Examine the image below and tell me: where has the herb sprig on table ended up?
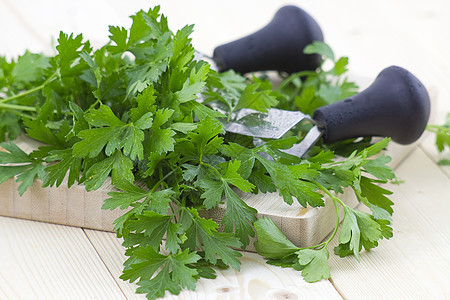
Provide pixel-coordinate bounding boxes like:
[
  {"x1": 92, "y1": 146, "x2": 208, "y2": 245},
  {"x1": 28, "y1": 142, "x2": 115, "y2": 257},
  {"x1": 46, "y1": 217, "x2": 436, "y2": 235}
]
[
  {"x1": 427, "y1": 113, "x2": 450, "y2": 165},
  {"x1": 0, "y1": 7, "x2": 396, "y2": 299}
]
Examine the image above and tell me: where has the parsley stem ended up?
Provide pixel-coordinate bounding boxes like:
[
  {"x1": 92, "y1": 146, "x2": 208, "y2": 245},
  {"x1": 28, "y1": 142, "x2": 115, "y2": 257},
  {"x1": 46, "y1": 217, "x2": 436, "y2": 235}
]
[
  {"x1": 326, "y1": 193, "x2": 341, "y2": 245},
  {"x1": 427, "y1": 124, "x2": 450, "y2": 134},
  {"x1": 313, "y1": 181, "x2": 346, "y2": 207},
  {"x1": 0, "y1": 86, "x2": 44, "y2": 103},
  {"x1": 169, "y1": 201, "x2": 178, "y2": 222},
  {"x1": 88, "y1": 97, "x2": 103, "y2": 110},
  {"x1": 275, "y1": 71, "x2": 317, "y2": 92},
  {"x1": 0, "y1": 71, "x2": 58, "y2": 104},
  {"x1": 200, "y1": 161, "x2": 223, "y2": 179},
  {"x1": 151, "y1": 170, "x2": 175, "y2": 193},
  {"x1": 8, "y1": 110, "x2": 37, "y2": 120},
  {"x1": 312, "y1": 181, "x2": 343, "y2": 245},
  {"x1": 0, "y1": 103, "x2": 37, "y2": 112},
  {"x1": 170, "y1": 197, "x2": 182, "y2": 207},
  {"x1": 295, "y1": 195, "x2": 340, "y2": 251}
]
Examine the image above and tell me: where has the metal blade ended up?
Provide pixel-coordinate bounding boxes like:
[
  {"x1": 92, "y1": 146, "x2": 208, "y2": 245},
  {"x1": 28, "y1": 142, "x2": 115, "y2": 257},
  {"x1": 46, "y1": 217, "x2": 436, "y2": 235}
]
[
  {"x1": 224, "y1": 108, "x2": 308, "y2": 139},
  {"x1": 283, "y1": 125, "x2": 323, "y2": 157},
  {"x1": 252, "y1": 125, "x2": 323, "y2": 158},
  {"x1": 194, "y1": 51, "x2": 316, "y2": 142}
]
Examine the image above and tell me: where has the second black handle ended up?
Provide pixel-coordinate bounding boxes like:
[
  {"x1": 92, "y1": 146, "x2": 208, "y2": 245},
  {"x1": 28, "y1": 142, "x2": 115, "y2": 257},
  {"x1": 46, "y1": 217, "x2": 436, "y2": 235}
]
[
  {"x1": 313, "y1": 66, "x2": 430, "y2": 145},
  {"x1": 212, "y1": 6, "x2": 324, "y2": 74}
]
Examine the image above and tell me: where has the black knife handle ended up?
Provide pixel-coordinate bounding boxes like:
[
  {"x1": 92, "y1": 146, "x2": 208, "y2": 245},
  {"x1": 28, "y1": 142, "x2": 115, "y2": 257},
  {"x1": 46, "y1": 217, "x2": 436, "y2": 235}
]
[
  {"x1": 212, "y1": 5, "x2": 323, "y2": 74},
  {"x1": 313, "y1": 66, "x2": 430, "y2": 145}
]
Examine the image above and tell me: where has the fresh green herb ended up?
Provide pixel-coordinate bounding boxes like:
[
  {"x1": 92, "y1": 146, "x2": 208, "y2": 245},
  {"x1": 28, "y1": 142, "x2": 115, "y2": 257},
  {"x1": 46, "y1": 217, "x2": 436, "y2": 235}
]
[
  {"x1": 275, "y1": 41, "x2": 358, "y2": 115},
  {"x1": 0, "y1": 6, "x2": 396, "y2": 299},
  {"x1": 427, "y1": 113, "x2": 450, "y2": 165},
  {"x1": 0, "y1": 142, "x2": 46, "y2": 195},
  {"x1": 254, "y1": 217, "x2": 333, "y2": 282},
  {"x1": 254, "y1": 138, "x2": 394, "y2": 281}
]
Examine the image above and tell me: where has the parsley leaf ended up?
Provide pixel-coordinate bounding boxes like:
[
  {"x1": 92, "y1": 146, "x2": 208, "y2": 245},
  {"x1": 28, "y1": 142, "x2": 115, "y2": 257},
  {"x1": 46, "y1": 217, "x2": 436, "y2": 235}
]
[
  {"x1": 221, "y1": 184, "x2": 257, "y2": 248},
  {"x1": 295, "y1": 247, "x2": 331, "y2": 282},
  {"x1": 73, "y1": 105, "x2": 152, "y2": 160},
  {"x1": 83, "y1": 150, "x2": 134, "y2": 191},
  {"x1": 180, "y1": 208, "x2": 242, "y2": 270},
  {"x1": 304, "y1": 41, "x2": 335, "y2": 61},
  {"x1": 362, "y1": 154, "x2": 395, "y2": 181},
  {"x1": 196, "y1": 160, "x2": 256, "y2": 248},
  {"x1": 0, "y1": 112, "x2": 22, "y2": 142},
  {"x1": 234, "y1": 80, "x2": 279, "y2": 112},
  {"x1": 276, "y1": 41, "x2": 358, "y2": 115},
  {"x1": 0, "y1": 142, "x2": 45, "y2": 195},
  {"x1": 427, "y1": 113, "x2": 450, "y2": 165},
  {"x1": 12, "y1": 51, "x2": 51, "y2": 84},
  {"x1": 334, "y1": 206, "x2": 389, "y2": 259},
  {"x1": 121, "y1": 247, "x2": 201, "y2": 299},
  {"x1": 127, "y1": 211, "x2": 182, "y2": 254},
  {"x1": 103, "y1": 179, "x2": 173, "y2": 214},
  {"x1": 146, "y1": 108, "x2": 175, "y2": 154},
  {"x1": 254, "y1": 216, "x2": 331, "y2": 282},
  {"x1": 358, "y1": 176, "x2": 394, "y2": 217},
  {"x1": 43, "y1": 148, "x2": 82, "y2": 188},
  {"x1": 254, "y1": 217, "x2": 299, "y2": 259},
  {"x1": 257, "y1": 156, "x2": 323, "y2": 207}
]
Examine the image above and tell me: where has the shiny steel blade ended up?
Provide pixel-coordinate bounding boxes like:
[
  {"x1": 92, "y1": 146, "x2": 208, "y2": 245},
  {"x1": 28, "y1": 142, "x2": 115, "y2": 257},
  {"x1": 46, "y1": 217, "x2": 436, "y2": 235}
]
[
  {"x1": 283, "y1": 125, "x2": 323, "y2": 157},
  {"x1": 194, "y1": 51, "x2": 314, "y2": 142},
  {"x1": 225, "y1": 108, "x2": 308, "y2": 139},
  {"x1": 252, "y1": 124, "x2": 323, "y2": 158}
]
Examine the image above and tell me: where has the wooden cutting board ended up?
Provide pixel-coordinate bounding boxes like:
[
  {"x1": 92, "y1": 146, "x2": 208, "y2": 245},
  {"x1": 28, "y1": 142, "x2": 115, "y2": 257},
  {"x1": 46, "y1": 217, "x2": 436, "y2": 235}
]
[{"x1": 0, "y1": 134, "x2": 415, "y2": 251}]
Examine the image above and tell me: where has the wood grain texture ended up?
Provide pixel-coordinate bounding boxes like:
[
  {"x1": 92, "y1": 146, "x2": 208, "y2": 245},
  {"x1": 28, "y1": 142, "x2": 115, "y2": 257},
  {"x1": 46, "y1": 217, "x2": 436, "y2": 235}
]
[
  {"x1": 0, "y1": 175, "x2": 120, "y2": 232},
  {"x1": 0, "y1": 216, "x2": 125, "y2": 299},
  {"x1": 85, "y1": 229, "x2": 343, "y2": 300},
  {"x1": 328, "y1": 147, "x2": 450, "y2": 299},
  {"x1": 420, "y1": 134, "x2": 450, "y2": 178},
  {"x1": 84, "y1": 229, "x2": 143, "y2": 299}
]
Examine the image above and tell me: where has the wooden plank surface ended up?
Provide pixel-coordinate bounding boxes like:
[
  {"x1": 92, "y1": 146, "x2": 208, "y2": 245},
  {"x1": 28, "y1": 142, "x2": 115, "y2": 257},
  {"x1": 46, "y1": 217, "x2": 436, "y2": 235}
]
[
  {"x1": 329, "y1": 147, "x2": 450, "y2": 299},
  {"x1": 84, "y1": 230, "x2": 144, "y2": 299},
  {"x1": 0, "y1": 0, "x2": 449, "y2": 299},
  {"x1": 85, "y1": 229, "x2": 342, "y2": 300},
  {"x1": 0, "y1": 216, "x2": 125, "y2": 299}
]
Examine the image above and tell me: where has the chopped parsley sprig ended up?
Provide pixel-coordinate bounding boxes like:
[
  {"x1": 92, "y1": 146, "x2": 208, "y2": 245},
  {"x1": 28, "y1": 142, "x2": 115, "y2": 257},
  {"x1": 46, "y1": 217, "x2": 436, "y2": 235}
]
[{"x1": 427, "y1": 113, "x2": 450, "y2": 165}]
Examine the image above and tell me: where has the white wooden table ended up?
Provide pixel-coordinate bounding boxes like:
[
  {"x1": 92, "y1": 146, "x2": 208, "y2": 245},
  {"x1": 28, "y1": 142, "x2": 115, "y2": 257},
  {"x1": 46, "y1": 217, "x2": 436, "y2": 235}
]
[{"x1": 0, "y1": 0, "x2": 449, "y2": 299}]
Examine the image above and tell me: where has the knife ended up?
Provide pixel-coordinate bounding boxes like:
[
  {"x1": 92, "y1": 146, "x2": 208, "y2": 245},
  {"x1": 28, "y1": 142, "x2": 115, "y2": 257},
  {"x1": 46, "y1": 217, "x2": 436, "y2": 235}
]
[
  {"x1": 195, "y1": 6, "x2": 430, "y2": 156},
  {"x1": 224, "y1": 65, "x2": 431, "y2": 157}
]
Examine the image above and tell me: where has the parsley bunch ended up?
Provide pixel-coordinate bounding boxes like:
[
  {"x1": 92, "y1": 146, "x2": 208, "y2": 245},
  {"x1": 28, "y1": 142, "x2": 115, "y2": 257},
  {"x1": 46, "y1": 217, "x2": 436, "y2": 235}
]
[{"x1": 0, "y1": 7, "x2": 397, "y2": 299}]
